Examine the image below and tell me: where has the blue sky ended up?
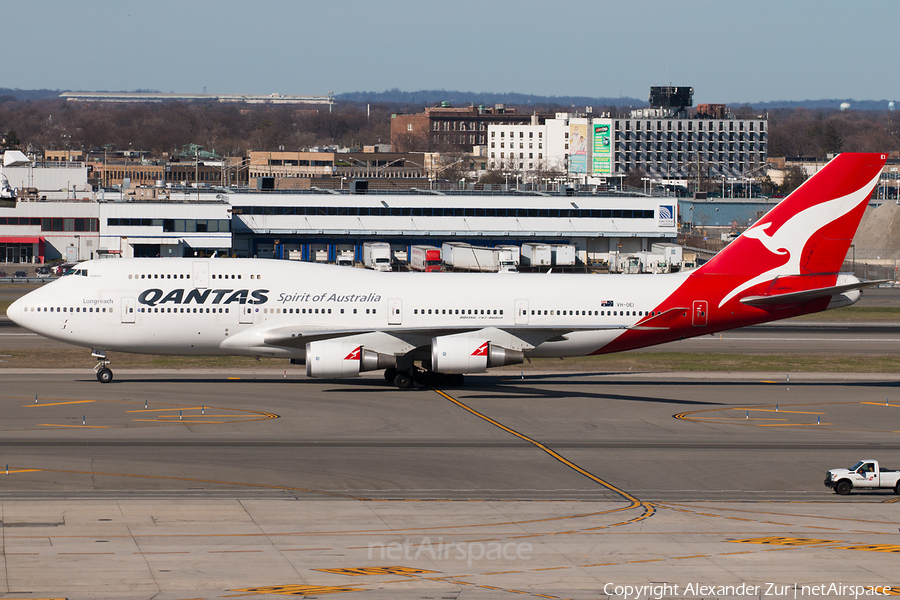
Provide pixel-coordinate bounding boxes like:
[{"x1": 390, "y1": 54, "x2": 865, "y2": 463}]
[{"x1": 5, "y1": 0, "x2": 897, "y2": 104}]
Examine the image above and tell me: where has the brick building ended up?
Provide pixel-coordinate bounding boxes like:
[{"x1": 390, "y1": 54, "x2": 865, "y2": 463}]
[{"x1": 391, "y1": 104, "x2": 549, "y2": 152}]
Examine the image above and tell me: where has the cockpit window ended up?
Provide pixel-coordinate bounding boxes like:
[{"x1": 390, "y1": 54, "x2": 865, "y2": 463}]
[{"x1": 63, "y1": 268, "x2": 88, "y2": 277}]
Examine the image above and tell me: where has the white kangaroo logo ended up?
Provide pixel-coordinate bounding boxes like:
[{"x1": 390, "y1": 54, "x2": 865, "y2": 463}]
[{"x1": 719, "y1": 171, "x2": 881, "y2": 308}]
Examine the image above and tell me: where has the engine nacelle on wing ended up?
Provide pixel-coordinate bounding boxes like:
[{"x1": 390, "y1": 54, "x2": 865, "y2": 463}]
[
  {"x1": 431, "y1": 336, "x2": 524, "y2": 374},
  {"x1": 306, "y1": 340, "x2": 396, "y2": 378}
]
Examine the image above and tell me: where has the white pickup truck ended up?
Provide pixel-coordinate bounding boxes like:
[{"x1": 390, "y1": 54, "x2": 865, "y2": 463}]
[{"x1": 824, "y1": 460, "x2": 900, "y2": 495}]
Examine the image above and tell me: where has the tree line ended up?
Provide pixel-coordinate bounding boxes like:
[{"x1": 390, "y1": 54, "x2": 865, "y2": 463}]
[
  {"x1": 2, "y1": 96, "x2": 899, "y2": 162},
  {"x1": 0, "y1": 98, "x2": 392, "y2": 157}
]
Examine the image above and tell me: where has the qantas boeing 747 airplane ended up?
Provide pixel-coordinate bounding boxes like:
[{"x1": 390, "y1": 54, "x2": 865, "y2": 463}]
[{"x1": 6, "y1": 153, "x2": 888, "y2": 387}]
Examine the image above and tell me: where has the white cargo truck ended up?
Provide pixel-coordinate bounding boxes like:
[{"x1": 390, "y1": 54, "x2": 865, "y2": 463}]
[
  {"x1": 336, "y1": 248, "x2": 355, "y2": 267},
  {"x1": 651, "y1": 243, "x2": 684, "y2": 270},
  {"x1": 551, "y1": 244, "x2": 576, "y2": 266},
  {"x1": 636, "y1": 251, "x2": 669, "y2": 274},
  {"x1": 363, "y1": 242, "x2": 392, "y2": 272},
  {"x1": 521, "y1": 243, "x2": 552, "y2": 267},
  {"x1": 441, "y1": 242, "x2": 516, "y2": 273},
  {"x1": 497, "y1": 245, "x2": 521, "y2": 267},
  {"x1": 825, "y1": 460, "x2": 900, "y2": 495}
]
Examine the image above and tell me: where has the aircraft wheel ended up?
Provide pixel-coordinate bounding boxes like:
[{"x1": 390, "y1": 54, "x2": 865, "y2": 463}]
[
  {"x1": 835, "y1": 480, "x2": 852, "y2": 496},
  {"x1": 97, "y1": 367, "x2": 113, "y2": 384},
  {"x1": 384, "y1": 368, "x2": 398, "y2": 382},
  {"x1": 393, "y1": 373, "x2": 414, "y2": 389},
  {"x1": 447, "y1": 373, "x2": 465, "y2": 387}
]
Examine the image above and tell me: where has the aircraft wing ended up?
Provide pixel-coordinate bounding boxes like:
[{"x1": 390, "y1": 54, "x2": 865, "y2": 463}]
[{"x1": 261, "y1": 323, "x2": 630, "y2": 350}]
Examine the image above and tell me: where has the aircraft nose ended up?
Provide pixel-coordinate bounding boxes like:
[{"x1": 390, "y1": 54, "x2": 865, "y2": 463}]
[{"x1": 6, "y1": 296, "x2": 24, "y2": 326}]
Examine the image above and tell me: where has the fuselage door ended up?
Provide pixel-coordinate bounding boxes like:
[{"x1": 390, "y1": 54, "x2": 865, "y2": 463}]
[
  {"x1": 193, "y1": 261, "x2": 209, "y2": 289},
  {"x1": 239, "y1": 306, "x2": 254, "y2": 325},
  {"x1": 388, "y1": 298, "x2": 402, "y2": 325},
  {"x1": 515, "y1": 299, "x2": 529, "y2": 325},
  {"x1": 121, "y1": 297, "x2": 136, "y2": 324},
  {"x1": 692, "y1": 300, "x2": 708, "y2": 327}
]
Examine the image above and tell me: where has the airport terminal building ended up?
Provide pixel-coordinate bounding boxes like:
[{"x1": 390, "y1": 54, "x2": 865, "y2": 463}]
[{"x1": 1, "y1": 188, "x2": 677, "y2": 265}]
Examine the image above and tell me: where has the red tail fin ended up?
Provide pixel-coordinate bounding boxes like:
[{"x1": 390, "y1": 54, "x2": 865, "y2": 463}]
[{"x1": 698, "y1": 153, "x2": 885, "y2": 306}]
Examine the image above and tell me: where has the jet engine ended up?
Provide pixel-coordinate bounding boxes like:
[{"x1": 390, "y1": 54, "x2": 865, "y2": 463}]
[
  {"x1": 306, "y1": 340, "x2": 396, "y2": 378},
  {"x1": 431, "y1": 336, "x2": 524, "y2": 374}
]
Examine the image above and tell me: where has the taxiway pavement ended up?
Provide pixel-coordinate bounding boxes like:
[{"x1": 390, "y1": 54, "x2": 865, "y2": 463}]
[{"x1": 0, "y1": 371, "x2": 898, "y2": 599}]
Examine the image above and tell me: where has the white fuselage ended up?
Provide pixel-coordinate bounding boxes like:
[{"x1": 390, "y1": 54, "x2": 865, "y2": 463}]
[{"x1": 7, "y1": 258, "x2": 691, "y2": 359}]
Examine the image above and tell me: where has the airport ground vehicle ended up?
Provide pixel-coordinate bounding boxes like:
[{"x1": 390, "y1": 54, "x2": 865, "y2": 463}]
[
  {"x1": 551, "y1": 244, "x2": 576, "y2": 266},
  {"x1": 409, "y1": 245, "x2": 442, "y2": 272},
  {"x1": 5, "y1": 154, "x2": 890, "y2": 387},
  {"x1": 363, "y1": 242, "x2": 392, "y2": 272},
  {"x1": 441, "y1": 242, "x2": 516, "y2": 273},
  {"x1": 825, "y1": 460, "x2": 900, "y2": 495},
  {"x1": 521, "y1": 243, "x2": 551, "y2": 267}
]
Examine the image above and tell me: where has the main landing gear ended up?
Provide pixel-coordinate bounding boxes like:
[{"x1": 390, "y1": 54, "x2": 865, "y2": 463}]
[
  {"x1": 92, "y1": 349, "x2": 113, "y2": 383},
  {"x1": 383, "y1": 367, "x2": 464, "y2": 390}
]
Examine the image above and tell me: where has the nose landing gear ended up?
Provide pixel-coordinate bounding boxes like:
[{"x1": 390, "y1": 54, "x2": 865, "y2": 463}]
[{"x1": 92, "y1": 348, "x2": 113, "y2": 383}]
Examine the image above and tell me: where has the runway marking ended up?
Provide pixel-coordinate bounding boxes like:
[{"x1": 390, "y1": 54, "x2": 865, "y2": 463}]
[
  {"x1": 861, "y1": 402, "x2": 900, "y2": 408},
  {"x1": 315, "y1": 567, "x2": 438, "y2": 576},
  {"x1": 127, "y1": 407, "x2": 213, "y2": 413},
  {"x1": 758, "y1": 423, "x2": 832, "y2": 427},
  {"x1": 659, "y1": 502, "x2": 900, "y2": 525},
  {"x1": 25, "y1": 400, "x2": 95, "y2": 408},
  {"x1": 39, "y1": 423, "x2": 109, "y2": 429},
  {"x1": 133, "y1": 419, "x2": 226, "y2": 424},
  {"x1": 833, "y1": 544, "x2": 900, "y2": 553},
  {"x1": 733, "y1": 408, "x2": 824, "y2": 415},
  {"x1": 433, "y1": 387, "x2": 657, "y2": 537},
  {"x1": 433, "y1": 389, "x2": 643, "y2": 505},
  {"x1": 228, "y1": 585, "x2": 365, "y2": 596},
  {"x1": 728, "y1": 536, "x2": 840, "y2": 546},
  {"x1": 3, "y1": 397, "x2": 279, "y2": 430},
  {"x1": 675, "y1": 399, "x2": 900, "y2": 431}
]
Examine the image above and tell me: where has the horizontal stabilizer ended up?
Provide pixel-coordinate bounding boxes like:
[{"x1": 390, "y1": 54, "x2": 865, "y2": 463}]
[{"x1": 739, "y1": 279, "x2": 887, "y2": 307}]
